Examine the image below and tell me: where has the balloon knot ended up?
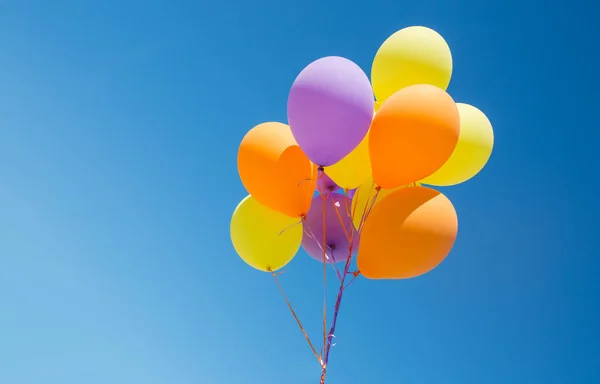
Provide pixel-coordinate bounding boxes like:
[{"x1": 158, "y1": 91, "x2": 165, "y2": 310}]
[
  {"x1": 318, "y1": 166, "x2": 325, "y2": 172},
  {"x1": 353, "y1": 270, "x2": 360, "y2": 277},
  {"x1": 375, "y1": 186, "x2": 381, "y2": 191}
]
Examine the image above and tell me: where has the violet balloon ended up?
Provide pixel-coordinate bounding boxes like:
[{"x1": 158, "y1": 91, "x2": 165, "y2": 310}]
[
  {"x1": 346, "y1": 188, "x2": 356, "y2": 200},
  {"x1": 287, "y1": 56, "x2": 374, "y2": 166},
  {"x1": 302, "y1": 193, "x2": 359, "y2": 264}
]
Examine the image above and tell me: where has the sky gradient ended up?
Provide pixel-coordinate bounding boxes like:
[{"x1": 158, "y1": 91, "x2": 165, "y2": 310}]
[{"x1": 1, "y1": 1, "x2": 598, "y2": 383}]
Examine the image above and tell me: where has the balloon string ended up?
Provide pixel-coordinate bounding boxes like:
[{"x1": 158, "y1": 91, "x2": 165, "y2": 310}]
[
  {"x1": 269, "y1": 269, "x2": 322, "y2": 365},
  {"x1": 343, "y1": 190, "x2": 352, "y2": 218},
  {"x1": 358, "y1": 186, "x2": 380, "y2": 234},
  {"x1": 304, "y1": 223, "x2": 342, "y2": 281},
  {"x1": 350, "y1": 184, "x2": 362, "y2": 224},
  {"x1": 351, "y1": 181, "x2": 375, "y2": 228},
  {"x1": 329, "y1": 249, "x2": 343, "y2": 281},
  {"x1": 332, "y1": 200, "x2": 351, "y2": 244},
  {"x1": 323, "y1": 244, "x2": 354, "y2": 371},
  {"x1": 278, "y1": 219, "x2": 303, "y2": 236},
  {"x1": 325, "y1": 188, "x2": 344, "y2": 280},
  {"x1": 344, "y1": 270, "x2": 361, "y2": 290},
  {"x1": 321, "y1": 183, "x2": 380, "y2": 381},
  {"x1": 320, "y1": 187, "x2": 328, "y2": 361}
]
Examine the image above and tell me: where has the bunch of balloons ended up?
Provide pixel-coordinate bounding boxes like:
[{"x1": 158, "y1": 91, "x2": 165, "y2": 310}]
[{"x1": 230, "y1": 25, "x2": 494, "y2": 380}]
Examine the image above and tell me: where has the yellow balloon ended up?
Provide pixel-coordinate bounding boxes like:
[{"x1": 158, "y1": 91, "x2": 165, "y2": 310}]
[
  {"x1": 325, "y1": 131, "x2": 372, "y2": 190},
  {"x1": 325, "y1": 103, "x2": 378, "y2": 189},
  {"x1": 371, "y1": 26, "x2": 453, "y2": 103},
  {"x1": 421, "y1": 103, "x2": 494, "y2": 186},
  {"x1": 351, "y1": 178, "x2": 421, "y2": 229},
  {"x1": 230, "y1": 195, "x2": 302, "y2": 272}
]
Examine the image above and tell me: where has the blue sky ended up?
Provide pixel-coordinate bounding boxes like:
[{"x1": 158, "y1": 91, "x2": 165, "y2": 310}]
[{"x1": 0, "y1": 1, "x2": 598, "y2": 383}]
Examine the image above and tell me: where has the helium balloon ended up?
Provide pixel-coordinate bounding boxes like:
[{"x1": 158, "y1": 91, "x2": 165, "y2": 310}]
[
  {"x1": 357, "y1": 186, "x2": 458, "y2": 279},
  {"x1": 317, "y1": 170, "x2": 341, "y2": 194},
  {"x1": 237, "y1": 122, "x2": 317, "y2": 218},
  {"x1": 369, "y1": 84, "x2": 460, "y2": 189},
  {"x1": 325, "y1": 131, "x2": 371, "y2": 190},
  {"x1": 371, "y1": 26, "x2": 452, "y2": 103},
  {"x1": 421, "y1": 103, "x2": 494, "y2": 186},
  {"x1": 231, "y1": 195, "x2": 303, "y2": 272},
  {"x1": 351, "y1": 179, "x2": 420, "y2": 229},
  {"x1": 302, "y1": 193, "x2": 358, "y2": 264},
  {"x1": 287, "y1": 56, "x2": 374, "y2": 166}
]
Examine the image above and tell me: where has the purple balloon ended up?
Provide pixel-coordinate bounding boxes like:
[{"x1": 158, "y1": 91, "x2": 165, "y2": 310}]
[
  {"x1": 302, "y1": 193, "x2": 359, "y2": 264},
  {"x1": 346, "y1": 188, "x2": 356, "y2": 200},
  {"x1": 287, "y1": 56, "x2": 374, "y2": 166},
  {"x1": 316, "y1": 170, "x2": 341, "y2": 194}
]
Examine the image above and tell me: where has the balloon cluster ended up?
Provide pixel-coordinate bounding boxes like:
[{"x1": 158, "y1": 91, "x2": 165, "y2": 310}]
[
  {"x1": 231, "y1": 25, "x2": 494, "y2": 382},
  {"x1": 231, "y1": 26, "x2": 494, "y2": 280}
]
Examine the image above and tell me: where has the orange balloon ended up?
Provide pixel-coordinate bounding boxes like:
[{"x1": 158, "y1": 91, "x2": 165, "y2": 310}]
[
  {"x1": 368, "y1": 84, "x2": 460, "y2": 189},
  {"x1": 357, "y1": 186, "x2": 458, "y2": 279},
  {"x1": 237, "y1": 122, "x2": 317, "y2": 218}
]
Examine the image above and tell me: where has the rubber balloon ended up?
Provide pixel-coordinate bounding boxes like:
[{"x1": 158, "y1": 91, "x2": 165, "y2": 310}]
[
  {"x1": 325, "y1": 131, "x2": 371, "y2": 190},
  {"x1": 302, "y1": 193, "x2": 358, "y2": 264},
  {"x1": 287, "y1": 56, "x2": 374, "y2": 166},
  {"x1": 237, "y1": 122, "x2": 317, "y2": 218},
  {"x1": 369, "y1": 84, "x2": 460, "y2": 189},
  {"x1": 351, "y1": 179, "x2": 420, "y2": 229},
  {"x1": 231, "y1": 195, "x2": 303, "y2": 272},
  {"x1": 357, "y1": 186, "x2": 458, "y2": 279},
  {"x1": 421, "y1": 103, "x2": 494, "y2": 186},
  {"x1": 371, "y1": 26, "x2": 452, "y2": 103}
]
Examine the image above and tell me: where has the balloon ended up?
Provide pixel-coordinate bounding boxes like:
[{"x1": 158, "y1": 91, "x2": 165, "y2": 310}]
[
  {"x1": 237, "y1": 122, "x2": 317, "y2": 218},
  {"x1": 317, "y1": 170, "x2": 341, "y2": 194},
  {"x1": 421, "y1": 103, "x2": 494, "y2": 186},
  {"x1": 230, "y1": 195, "x2": 303, "y2": 272},
  {"x1": 346, "y1": 188, "x2": 357, "y2": 200},
  {"x1": 325, "y1": 131, "x2": 371, "y2": 190},
  {"x1": 302, "y1": 193, "x2": 358, "y2": 264},
  {"x1": 357, "y1": 186, "x2": 458, "y2": 279},
  {"x1": 287, "y1": 56, "x2": 374, "y2": 166},
  {"x1": 371, "y1": 26, "x2": 452, "y2": 103},
  {"x1": 351, "y1": 179, "x2": 421, "y2": 229},
  {"x1": 369, "y1": 84, "x2": 460, "y2": 189}
]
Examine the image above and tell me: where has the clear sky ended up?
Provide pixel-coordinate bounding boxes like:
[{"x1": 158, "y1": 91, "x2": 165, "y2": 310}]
[{"x1": 0, "y1": 1, "x2": 598, "y2": 383}]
